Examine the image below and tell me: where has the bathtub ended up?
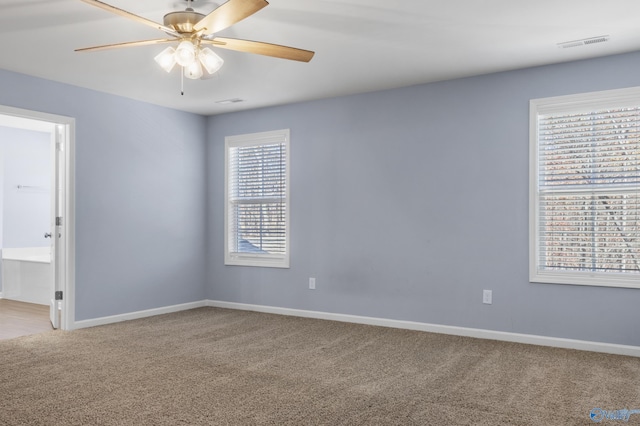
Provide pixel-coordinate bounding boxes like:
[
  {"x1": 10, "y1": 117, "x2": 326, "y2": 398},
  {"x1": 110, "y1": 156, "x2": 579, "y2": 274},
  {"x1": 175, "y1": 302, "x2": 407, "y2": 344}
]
[{"x1": 1, "y1": 247, "x2": 53, "y2": 306}]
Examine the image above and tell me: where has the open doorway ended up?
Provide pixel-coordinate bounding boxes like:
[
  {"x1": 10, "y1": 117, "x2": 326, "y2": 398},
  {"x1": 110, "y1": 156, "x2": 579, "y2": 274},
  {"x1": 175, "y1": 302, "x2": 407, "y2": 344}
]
[{"x1": 0, "y1": 105, "x2": 74, "y2": 336}]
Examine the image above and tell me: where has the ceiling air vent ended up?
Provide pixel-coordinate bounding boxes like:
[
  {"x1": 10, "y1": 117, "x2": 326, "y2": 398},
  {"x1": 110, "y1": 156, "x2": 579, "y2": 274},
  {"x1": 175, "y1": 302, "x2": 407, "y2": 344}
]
[
  {"x1": 558, "y1": 35, "x2": 610, "y2": 49},
  {"x1": 215, "y1": 98, "x2": 245, "y2": 104}
]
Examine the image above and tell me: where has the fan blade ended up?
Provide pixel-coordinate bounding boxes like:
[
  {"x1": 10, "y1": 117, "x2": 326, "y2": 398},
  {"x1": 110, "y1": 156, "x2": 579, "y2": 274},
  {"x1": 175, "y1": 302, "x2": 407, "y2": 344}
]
[
  {"x1": 79, "y1": 0, "x2": 180, "y2": 37},
  {"x1": 204, "y1": 37, "x2": 314, "y2": 62},
  {"x1": 75, "y1": 39, "x2": 176, "y2": 53},
  {"x1": 193, "y1": 0, "x2": 268, "y2": 35}
]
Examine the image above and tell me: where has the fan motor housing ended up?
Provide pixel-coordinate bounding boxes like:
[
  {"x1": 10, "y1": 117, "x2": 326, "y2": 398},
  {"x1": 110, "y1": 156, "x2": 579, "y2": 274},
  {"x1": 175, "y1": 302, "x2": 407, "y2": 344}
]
[{"x1": 163, "y1": 10, "x2": 206, "y2": 34}]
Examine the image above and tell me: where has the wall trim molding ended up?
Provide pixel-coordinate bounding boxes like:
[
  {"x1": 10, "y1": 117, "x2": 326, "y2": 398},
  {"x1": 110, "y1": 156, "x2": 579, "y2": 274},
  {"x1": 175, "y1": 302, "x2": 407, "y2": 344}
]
[
  {"x1": 206, "y1": 300, "x2": 640, "y2": 358},
  {"x1": 0, "y1": 292, "x2": 3, "y2": 299},
  {"x1": 67, "y1": 299, "x2": 640, "y2": 357},
  {"x1": 72, "y1": 300, "x2": 207, "y2": 330}
]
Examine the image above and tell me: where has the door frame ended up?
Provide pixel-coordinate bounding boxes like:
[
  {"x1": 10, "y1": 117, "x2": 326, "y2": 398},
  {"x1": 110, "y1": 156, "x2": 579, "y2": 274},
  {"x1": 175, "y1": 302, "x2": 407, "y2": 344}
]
[{"x1": 0, "y1": 105, "x2": 75, "y2": 330}]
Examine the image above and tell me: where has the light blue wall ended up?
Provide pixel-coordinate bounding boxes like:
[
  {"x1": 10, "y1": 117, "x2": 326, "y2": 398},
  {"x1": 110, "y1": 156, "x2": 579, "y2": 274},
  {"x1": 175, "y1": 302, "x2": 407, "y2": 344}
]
[
  {"x1": 0, "y1": 126, "x2": 51, "y2": 249},
  {"x1": 0, "y1": 69, "x2": 207, "y2": 320},
  {"x1": 2, "y1": 49, "x2": 638, "y2": 345},
  {"x1": 206, "y1": 51, "x2": 640, "y2": 347}
]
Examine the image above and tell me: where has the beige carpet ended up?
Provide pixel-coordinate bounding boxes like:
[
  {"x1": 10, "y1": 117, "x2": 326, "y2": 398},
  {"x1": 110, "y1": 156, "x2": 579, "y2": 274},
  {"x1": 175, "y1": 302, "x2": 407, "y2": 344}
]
[{"x1": 0, "y1": 307, "x2": 638, "y2": 425}]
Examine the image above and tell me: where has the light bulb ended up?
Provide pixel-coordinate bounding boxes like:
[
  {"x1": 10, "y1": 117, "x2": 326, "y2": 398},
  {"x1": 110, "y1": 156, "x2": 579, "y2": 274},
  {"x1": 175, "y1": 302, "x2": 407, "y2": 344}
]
[
  {"x1": 154, "y1": 46, "x2": 177, "y2": 73},
  {"x1": 175, "y1": 40, "x2": 196, "y2": 67},
  {"x1": 184, "y1": 61, "x2": 203, "y2": 79},
  {"x1": 199, "y1": 47, "x2": 224, "y2": 74}
]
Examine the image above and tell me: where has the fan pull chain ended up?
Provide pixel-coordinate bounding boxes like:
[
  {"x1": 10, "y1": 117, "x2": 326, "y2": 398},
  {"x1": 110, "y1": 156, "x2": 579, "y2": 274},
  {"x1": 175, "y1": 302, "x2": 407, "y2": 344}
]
[{"x1": 181, "y1": 67, "x2": 184, "y2": 96}]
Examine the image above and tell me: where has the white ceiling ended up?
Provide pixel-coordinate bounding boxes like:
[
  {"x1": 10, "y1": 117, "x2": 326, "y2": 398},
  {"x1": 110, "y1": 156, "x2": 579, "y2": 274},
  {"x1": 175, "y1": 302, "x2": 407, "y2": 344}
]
[{"x1": 2, "y1": 0, "x2": 640, "y2": 115}]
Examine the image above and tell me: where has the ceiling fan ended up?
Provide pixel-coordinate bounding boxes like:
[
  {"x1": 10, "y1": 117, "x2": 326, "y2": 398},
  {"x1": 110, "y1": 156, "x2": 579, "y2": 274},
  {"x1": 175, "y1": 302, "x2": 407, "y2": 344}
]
[{"x1": 76, "y1": 0, "x2": 314, "y2": 83}]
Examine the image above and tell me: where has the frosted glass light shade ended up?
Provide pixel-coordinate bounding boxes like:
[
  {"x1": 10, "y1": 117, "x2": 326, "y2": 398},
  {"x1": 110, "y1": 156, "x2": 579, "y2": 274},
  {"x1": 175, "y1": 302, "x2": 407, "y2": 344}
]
[
  {"x1": 175, "y1": 40, "x2": 197, "y2": 67},
  {"x1": 154, "y1": 46, "x2": 176, "y2": 73},
  {"x1": 184, "y1": 61, "x2": 203, "y2": 79},
  {"x1": 199, "y1": 48, "x2": 224, "y2": 74}
]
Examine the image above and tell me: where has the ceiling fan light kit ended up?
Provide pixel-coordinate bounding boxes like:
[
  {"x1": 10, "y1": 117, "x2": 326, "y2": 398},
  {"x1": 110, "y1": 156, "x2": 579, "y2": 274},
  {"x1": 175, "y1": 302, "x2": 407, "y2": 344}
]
[
  {"x1": 199, "y1": 48, "x2": 224, "y2": 74},
  {"x1": 77, "y1": 0, "x2": 315, "y2": 92},
  {"x1": 154, "y1": 47, "x2": 177, "y2": 73},
  {"x1": 185, "y1": 59, "x2": 204, "y2": 79},
  {"x1": 175, "y1": 40, "x2": 197, "y2": 67},
  {"x1": 154, "y1": 42, "x2": 223, "y2": 80}
]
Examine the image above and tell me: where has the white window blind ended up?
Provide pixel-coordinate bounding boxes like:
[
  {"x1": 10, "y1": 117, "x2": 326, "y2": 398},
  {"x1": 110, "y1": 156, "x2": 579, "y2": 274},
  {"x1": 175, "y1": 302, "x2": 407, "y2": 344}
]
[
  {"x1": 225, "y1": 129, "x2": 290, "y2": 268},
  {"x1": 530, "y1": 88, "x2": 640, "y2": 287}
]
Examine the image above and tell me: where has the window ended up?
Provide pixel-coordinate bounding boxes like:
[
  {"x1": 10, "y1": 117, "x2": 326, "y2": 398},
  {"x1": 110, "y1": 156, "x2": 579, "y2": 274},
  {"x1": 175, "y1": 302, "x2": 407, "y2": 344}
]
[
  {"x1": 530, "y1": 88, "x2": 639, "y2": 288},
  {"x1": 225, "y1": 129, "x2": 290, "y2": 268}
]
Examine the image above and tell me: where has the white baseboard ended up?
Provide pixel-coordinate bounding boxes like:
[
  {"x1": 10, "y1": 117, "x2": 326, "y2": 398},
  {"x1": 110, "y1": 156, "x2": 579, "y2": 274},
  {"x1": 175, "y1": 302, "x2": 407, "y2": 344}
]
[
  {"x1": 0, "y1": 292, "x2": 3, "y2": 299},
  {"x1": 206, "y1": 300, "x2": 640, "y2": 358},
  {"x1": 72, "y1": 300, "x2": 207, "y2": 330},
  {"x1": 67, "y1": 298, "x2": 640, "y2": 358}
]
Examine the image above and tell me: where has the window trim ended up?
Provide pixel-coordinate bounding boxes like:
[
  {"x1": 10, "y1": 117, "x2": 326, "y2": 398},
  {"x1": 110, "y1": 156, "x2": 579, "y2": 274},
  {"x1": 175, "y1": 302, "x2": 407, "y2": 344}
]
[
  {"x1": 224, "y1": 129, "x2": 290, "y2": 268},
  {"x1": 530, "y1": 87, "x2": 640, "y2": 289}
]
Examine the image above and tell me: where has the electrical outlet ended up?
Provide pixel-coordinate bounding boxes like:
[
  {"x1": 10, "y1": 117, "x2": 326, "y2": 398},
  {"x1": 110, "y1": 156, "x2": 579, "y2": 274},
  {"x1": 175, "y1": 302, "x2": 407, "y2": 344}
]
[
  {"x1": 483, "y1": 289, "x2": 492, "y2": 305},
  {"x1": 309, "y1": 277, "x2": 316, "y2": 290}
]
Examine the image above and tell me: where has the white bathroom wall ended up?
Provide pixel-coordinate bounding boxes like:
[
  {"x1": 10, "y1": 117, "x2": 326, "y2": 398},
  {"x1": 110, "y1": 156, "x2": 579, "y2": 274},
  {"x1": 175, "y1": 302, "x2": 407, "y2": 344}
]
[
  {"x1": 0, "y1": 126, "x2": 51, "y2": 249},
  {"x1": 0, "y1": 125, "x2": 52, "y2": 295}
]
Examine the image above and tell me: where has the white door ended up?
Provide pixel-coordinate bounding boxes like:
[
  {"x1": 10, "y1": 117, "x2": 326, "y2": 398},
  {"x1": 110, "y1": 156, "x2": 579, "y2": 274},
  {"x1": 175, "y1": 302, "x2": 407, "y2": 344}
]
[{"x1": 49, "y1": 125, "x2": 65, "y2": 329}]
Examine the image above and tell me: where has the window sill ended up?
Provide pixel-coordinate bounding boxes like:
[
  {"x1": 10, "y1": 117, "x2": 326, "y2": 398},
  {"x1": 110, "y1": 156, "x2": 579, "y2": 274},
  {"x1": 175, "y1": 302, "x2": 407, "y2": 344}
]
[
  {"x1": 530, "y1": 271, "x2": 640, "y2": 289},
  {"x1": 225, "y1": 254, "x2": 290, "y2": 269}
]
